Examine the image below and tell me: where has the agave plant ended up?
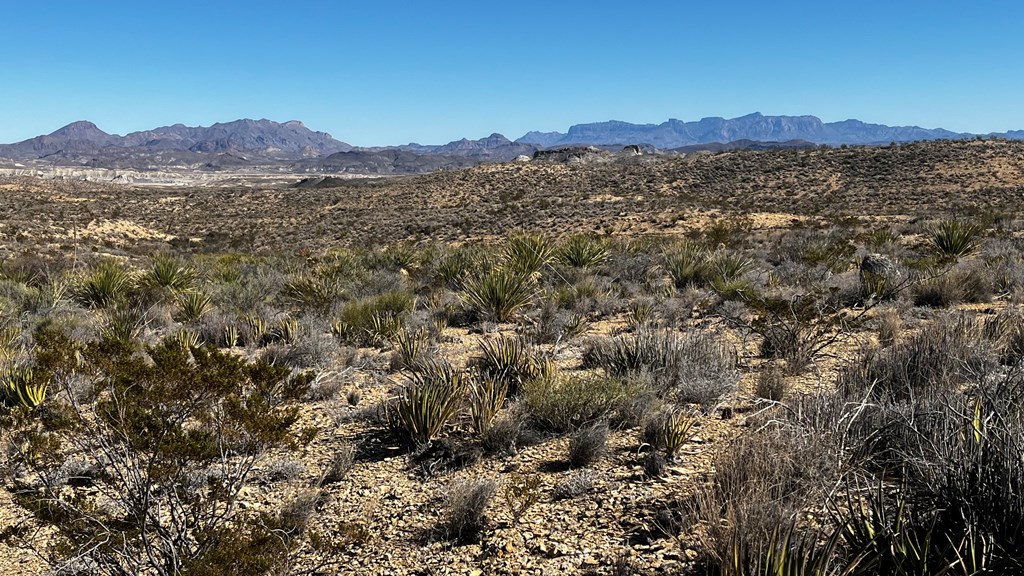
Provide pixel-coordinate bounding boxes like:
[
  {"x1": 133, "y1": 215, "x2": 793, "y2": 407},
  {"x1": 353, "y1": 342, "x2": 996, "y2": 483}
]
[
  {"x1": 394, "y1": 327, "x2": 430, "y2": 368},
  {"x1": 396, "y1": 359, "x2": 467, "y2": 445}
]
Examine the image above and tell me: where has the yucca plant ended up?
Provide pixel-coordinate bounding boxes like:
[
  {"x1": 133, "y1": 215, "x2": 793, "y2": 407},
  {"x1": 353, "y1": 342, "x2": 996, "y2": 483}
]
[
  {"x1": 662, "y1": 410, "x2": 698, "y2": 460},
  {"x1": 394, "y1": 327, "x2": 430, "y2": 369},
  {"x1": 282, "y1": 274, "x2": 344, "y2": 311},
  {"x1": 469, "y1": 376, "x2": 508, "y2": 435},
  {"x1": 176, "y1": 290, "x2": 212, "y2": 323},
  {"x1": 710, "y1": 250, "x2": 754, "y2": 283},
  {"x1": 244, "y1": 315, "x2": 268, "y2": 347},
  {"x1": 474, "y1": 334, "x2": 539, "y2": 395},
  {"x1": 366, "y1": 312, "x2": 402, "y2": 347},
  {"x1": 74, "y1": 260, "x2": 136, "y2": 309},
  {"x1": 0, "y1": 325, "x2": 22, "y2": 361},
  {"x1": 272, "y1": 317, "x2": 300, "y2": 344},
  {"x1": 142, "y1": 254, "x2": 197, "y2": 294},
  {"x1": 222, "y1": 324, "x2": 239, "y2": 348},
  {"x1": 2, "y1": 366, "x2": 47, "y2": 409},
  {"x1": 663, "y1": 241, "x2": 711, "y2": 289},
  {"x1": 101, "y1": 306, "x2": 147, "y2": 344},
  {"x1": 396, "y1": 359, "x2": 467, "y2": 445},
  {"x1": 723, "y1": 523, "x2": 852, "y2": 576},
  {"x1": 502, "y1": 233, "x2": 555, "y2": 277},
  {"x1": 930, "y1": 219, "x2": 983, "y2": 260},
  {"x1": 170, "y1": 329, "x2": 201, "y2": 350},
  {"x1": 462, "y1": 268, "x2": 536, "y2": 322},
  {"x1": 626, "y1": 299, "x2": 657, "y2": 329},
  {"x1": 558, "y1": 234, "x2": 609, "y2": 268}
]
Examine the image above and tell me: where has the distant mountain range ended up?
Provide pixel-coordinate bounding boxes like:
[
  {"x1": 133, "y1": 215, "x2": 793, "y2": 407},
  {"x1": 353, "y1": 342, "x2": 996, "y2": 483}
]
[
  {"x1": 1, "y1": 113, "x2": 1021, "y2": 174},
  {"x1": 516, "y1": 112, "x2": 1002, "y2": 148}
]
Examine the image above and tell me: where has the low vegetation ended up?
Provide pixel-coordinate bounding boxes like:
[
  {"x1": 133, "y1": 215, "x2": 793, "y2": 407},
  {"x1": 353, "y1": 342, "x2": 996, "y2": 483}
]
[{"x1": 2, "y1": 147, "x2": 1024, "y2": 573}]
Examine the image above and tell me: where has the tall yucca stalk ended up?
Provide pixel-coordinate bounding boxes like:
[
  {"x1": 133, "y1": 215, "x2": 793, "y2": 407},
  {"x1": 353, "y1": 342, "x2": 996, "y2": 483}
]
[
  {"x1": 462, "y1": 268, "x2": 536, "y2": 322},
  {"x1": 397, "y1": 359, "x2": 467, "y2": 445}
]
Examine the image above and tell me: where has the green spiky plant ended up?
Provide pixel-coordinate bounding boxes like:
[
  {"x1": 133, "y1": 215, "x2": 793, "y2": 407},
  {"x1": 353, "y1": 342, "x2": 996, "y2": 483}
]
[
  {"x1": 662, "y1": 410, "x2": 698, "y2": 460},
  {"x1": 474, "y1": 334, "x2": 540, "y2": 396},
  {"x1": 74, "y1": 260, "x2": 136, "y2": 309},
  {"x1": 502, "y1": 233, "x2": 555, "y2": 277},
  {"x1": 177, "y1": 291, "x2": 212, "y2": 323},
  {"x1": 930, "y1": 219, "x2": 983, "y2": 260},
  {"x1": 469, "y1": 376, "x2": 508, "y2": 435},
  {"x1": 664, "y1": 241, "x2": 711, "y2": 289},
  {"x1": 142, "y1": 254, "x2": 197, "y2": 294},
  {"x1": 558, "y1": 234, "x2": 609, "y2": 268},
  {"x1": 1, "y1": 366, "x2": 47, "y2": 409},
  {"x1": 462, "y1": 268, "x2": 536, "y2": 323},
  {"x1": 396, "y1": 359, "x2": 467, "y2": 445}
]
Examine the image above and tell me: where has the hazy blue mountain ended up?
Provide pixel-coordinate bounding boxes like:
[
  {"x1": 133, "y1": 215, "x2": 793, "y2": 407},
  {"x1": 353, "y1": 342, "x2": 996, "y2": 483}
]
[{"x1": 516, "y1": 112, "x2": 996, "y2": 147}]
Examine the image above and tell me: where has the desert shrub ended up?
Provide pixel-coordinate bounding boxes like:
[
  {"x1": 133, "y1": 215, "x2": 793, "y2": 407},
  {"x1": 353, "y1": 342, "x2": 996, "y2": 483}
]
[
  {"x1": 391, "y1": 326, "x2": 431, "y2": 371},
  {"x1": 874, "y1": 306, "x2": 903, "y2": 346},
  {"x1": 501, "y1": 472, "x2": 543, "y2": 522},
  {"x1": 930, "y1": 218, "x2": 983, "y2": 259},
  {"x1": 558, "y1": 234, "x2": 609, "y2": 268},
  {"x1": 642, "y1": 452, "x2": 668, "y2": 479},
  {"x1": 693, "y1": 425, "x2": 836, "y2": 571},
  {"x1": 321, "y1": 443, "x2": 355, "y2": 485},
  {"x1": 446, "y1": 478, "x2": 497, "y2": 541},
  {"x1": 754, "y1": 363, "x2": 788, "y2": 401},
  {"x1": 334, "y1": 290, "x2": 415, "y2": 346},
  {"x1": 582, "y1": 329, "x2": 737, "y2": 407},
  {"x1": 567, "y1": 421, "x2": 608, "y2": 468},
  {"x1": 461, "y1": 267, "x2": 537, "y2": 322},
  {"x1": 7, "y1": 337, "x2": 314, "y2": 574},
  {"x1": 521, "y1": 370, "x2": 635, "y2": 432},
  {"x1": 480, "y1": 406, "x2": 525, "y2": 455},
  {"x1": 552, "y1": 469, "x2": 595, "y2": 501},
  {"x1": 837, "y1": 315, "x2": 992, "y2": 400},
  {"x1": 395, "y1": 359, "x2": 466, "y2": 445}
]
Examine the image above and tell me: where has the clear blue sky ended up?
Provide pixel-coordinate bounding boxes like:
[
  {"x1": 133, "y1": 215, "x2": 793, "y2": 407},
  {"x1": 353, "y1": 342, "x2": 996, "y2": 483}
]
[{"x1": 2, "y1": 1, "x2": 1021, "y2": 145}]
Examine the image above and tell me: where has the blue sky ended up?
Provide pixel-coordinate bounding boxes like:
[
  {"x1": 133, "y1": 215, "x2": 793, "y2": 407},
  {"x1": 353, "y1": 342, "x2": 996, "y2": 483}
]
[{"x1": 1, "y1": 1, "x2": 1021, "y2": 145}]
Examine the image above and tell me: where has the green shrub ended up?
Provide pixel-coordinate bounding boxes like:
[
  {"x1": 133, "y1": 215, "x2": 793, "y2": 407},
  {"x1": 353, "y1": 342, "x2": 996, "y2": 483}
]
[
  {"x1": 141, "y1": 254, "x2": 196, "y2": 295},
  {"x1": 334, "y1": 291, "x2": 415, "y2": 346},
  {"x1": 582, "y1": 329, "x2": 738, "y2": 407},
  {"x1": 521, "y1": 370, "x2": 635, "y2": 432}
]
